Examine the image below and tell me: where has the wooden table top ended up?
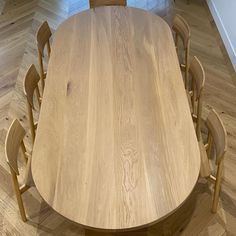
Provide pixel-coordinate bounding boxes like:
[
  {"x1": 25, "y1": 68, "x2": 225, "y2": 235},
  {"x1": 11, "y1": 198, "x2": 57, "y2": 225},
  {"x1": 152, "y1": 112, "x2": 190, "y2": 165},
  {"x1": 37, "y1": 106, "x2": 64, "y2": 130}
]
[{"x1": 32, "y1": 6, "x2": 200, "y2": 232}]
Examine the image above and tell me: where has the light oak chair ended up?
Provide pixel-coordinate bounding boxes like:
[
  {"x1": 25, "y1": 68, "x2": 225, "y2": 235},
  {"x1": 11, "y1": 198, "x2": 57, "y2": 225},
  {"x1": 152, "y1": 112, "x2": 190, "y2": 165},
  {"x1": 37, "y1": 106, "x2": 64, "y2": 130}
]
[
  {"x1": 23, "y1": 64, "x2": 42, "y2": 143},
  {"x1": 172, "y1": 14, "x2": 191, "y2": 89},
  {"x1": 36, "y1": 21, "x2": 52, "y2": 91},
  {"x1": 5, "y1": 119, "x2": 34, "y2": 222},
  {"x1": 186, "y1": 56, "x2": 205, "y2": 141},
  {"x1": 89, "y1": 0, "x2": 126, "y2": 8},
  {"x1": 198, "y1": 108, "x2": 227, "y2": 213},
  {"x1": 174, "y1": 0, "x2": 190, "y2": 4}
]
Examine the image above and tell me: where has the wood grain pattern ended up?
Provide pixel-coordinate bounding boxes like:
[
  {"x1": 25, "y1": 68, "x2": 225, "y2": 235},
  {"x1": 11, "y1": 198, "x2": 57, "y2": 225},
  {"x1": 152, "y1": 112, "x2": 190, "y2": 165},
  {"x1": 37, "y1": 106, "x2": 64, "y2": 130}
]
[
  {"x1": 0, "y1": 0, "x2": 236, "y2": 235},
  {"x1": 0, "y1": 0, "x2": 37, "y2": 129},
  {"x1": 32, "y1": 6, "x2": 200, "y2": 231}
]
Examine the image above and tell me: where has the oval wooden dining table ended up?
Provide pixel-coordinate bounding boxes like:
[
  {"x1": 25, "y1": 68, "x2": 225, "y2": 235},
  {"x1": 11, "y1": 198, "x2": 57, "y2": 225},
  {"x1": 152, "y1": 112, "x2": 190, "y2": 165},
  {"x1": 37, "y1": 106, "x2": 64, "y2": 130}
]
[{"x1": 32, "y1": 6, "x2": 200, "y2": 232}]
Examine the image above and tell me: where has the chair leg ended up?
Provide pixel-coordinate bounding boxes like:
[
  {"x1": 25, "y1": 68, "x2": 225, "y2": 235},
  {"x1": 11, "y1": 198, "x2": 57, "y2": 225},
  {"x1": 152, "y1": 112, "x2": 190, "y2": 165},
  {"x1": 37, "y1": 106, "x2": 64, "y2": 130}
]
[
  {"x1": 212, "y1": 162, "x2": 223, "y2": 213},
  {"x1": 10, "y1": 168, "x2": 27, "y2": 222}
]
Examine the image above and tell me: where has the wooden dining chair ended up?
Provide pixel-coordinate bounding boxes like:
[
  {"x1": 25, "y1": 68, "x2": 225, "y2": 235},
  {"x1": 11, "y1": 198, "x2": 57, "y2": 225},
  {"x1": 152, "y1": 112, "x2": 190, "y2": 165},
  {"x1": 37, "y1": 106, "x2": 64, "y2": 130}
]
[
  {"x1": 186, "y1": 56, "x2": 205, "y2": 141},
  {"x1": 198, "y1": 108, "x2": 227, "y2": 213},
  {"x1": 36, "y1": 21, "x2": 52, "y2": 91},
  {"x1": 174, "y1": 0, "x2": 190, "y2": 4},
  {"x1": 172, "y1": 14, "x2": 191, "y2": 89},
  {"x1": 23, "y1": 64, "x2": 42, "y2": 143},
  {"x1": 5, "y1": 119, "x2": 34, "y2": 222},
  {"x1": 89, "y1": 0, "x2": 126, "y2": 8}
]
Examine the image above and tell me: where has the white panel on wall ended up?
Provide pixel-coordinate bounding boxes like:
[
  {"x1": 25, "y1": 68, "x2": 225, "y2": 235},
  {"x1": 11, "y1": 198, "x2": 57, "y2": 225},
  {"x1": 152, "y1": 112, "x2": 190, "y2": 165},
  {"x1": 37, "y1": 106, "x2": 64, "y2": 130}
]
[{"x1": 207, "y1": 0, "x2": 236, "y2": 71}]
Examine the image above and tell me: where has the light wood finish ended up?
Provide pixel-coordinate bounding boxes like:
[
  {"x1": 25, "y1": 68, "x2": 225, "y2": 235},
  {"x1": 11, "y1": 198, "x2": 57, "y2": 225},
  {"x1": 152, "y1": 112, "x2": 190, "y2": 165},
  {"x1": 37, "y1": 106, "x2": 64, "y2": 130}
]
[
  {"x1": 187, "y1": 56, "x2": 205, "y2": 140},
  {"x1": 23, "y1": 64, "x2": 42, "y2": 143},
  {"x1": 5, "y1": 119, "x2": 33, "y2": 222},
  {"x1": 89, "y1": 0, "x2": 126, "y2": 8},
  {"x1": 32, "y1": 6, "x2": 200, "y2": 231},
  {"x1": 199, "y1": 108, "x2": 227, "y2": 213},
  {"x1": 174, "y1": 0, "x2": 190, "y2": 4},
  {"x1": 172, "y1": 14, "x2": 190, "y2": 89},
  {"x1": 198, "y1": 140, "x2": 211, "y2": 177},
  {"x1": 36, "y1": 21, "x2": 52, "y2": 91},
  {"x1": 1, "y1": 0, "x2": 236, "y2": 235}
]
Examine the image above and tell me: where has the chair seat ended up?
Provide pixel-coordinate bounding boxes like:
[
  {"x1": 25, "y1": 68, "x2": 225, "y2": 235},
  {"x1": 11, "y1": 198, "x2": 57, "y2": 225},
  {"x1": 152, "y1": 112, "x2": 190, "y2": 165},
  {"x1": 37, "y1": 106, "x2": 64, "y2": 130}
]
[{"x1": 198, "y1": 140, "x2": 211, "y2": 178}]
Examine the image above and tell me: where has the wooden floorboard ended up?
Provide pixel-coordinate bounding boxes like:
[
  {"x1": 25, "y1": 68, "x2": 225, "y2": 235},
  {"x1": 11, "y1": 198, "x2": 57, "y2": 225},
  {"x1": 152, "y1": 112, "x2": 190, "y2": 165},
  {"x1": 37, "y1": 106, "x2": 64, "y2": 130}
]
[{"x1": 0, "y1": 0, "x2": 236, "y2": 235}]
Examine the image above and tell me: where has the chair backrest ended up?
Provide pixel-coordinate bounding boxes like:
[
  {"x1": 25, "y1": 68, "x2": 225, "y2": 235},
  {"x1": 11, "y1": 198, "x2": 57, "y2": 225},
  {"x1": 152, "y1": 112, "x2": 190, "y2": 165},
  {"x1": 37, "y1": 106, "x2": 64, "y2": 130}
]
[
  {"x1": 23, "y1": 64, "x2": 41, "y2": 142},
  {"x1": 24, "y1": 64, "x2": 41, "y2": 109},
  {"x1": 206, "y1": 108, "x2": 227, "y2": 165},
  {"x1": 90, "y1": 0, "x2": 126, "y2": 8},
  {"x1": 37, "y1": 21, "x2": 52, "y2": 91},
  {"x1": 188, "y1": 56, "x2": 205, "y2": 140},
  {"x1": 37, "y1": 21, "x2": 52, "y2": 57},
  {"x1": 172, "y1": 14, "x2": 190, "y2": 49},
  {"x1": 189, "y1": 56, "x2": 205, "y2": 102},
  {"x1": 5, "y1": 119, "x2": 26, "y2": 175}
]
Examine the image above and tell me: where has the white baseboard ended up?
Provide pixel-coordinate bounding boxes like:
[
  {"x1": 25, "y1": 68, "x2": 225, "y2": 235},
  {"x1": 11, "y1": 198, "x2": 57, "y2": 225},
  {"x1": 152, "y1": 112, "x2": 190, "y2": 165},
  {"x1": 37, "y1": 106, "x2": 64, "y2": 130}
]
[{"x1": 207, "y1": 0, "x2": 236, "y2": 71}]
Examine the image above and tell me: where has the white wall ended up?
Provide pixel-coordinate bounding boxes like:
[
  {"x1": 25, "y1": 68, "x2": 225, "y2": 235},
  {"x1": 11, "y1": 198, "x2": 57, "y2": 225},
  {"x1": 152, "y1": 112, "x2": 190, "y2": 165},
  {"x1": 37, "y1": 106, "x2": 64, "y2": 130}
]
[{"x1": 207, "y1": 0, "x2": 236, "y2": 71}]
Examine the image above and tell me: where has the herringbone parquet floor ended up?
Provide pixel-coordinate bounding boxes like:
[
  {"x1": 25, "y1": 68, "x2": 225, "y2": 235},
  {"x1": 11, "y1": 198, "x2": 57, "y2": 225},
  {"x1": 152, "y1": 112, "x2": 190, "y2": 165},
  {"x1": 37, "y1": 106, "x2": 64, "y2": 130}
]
[{"x1": 0, "y1": 0, "x2": 236, "y2": 235}]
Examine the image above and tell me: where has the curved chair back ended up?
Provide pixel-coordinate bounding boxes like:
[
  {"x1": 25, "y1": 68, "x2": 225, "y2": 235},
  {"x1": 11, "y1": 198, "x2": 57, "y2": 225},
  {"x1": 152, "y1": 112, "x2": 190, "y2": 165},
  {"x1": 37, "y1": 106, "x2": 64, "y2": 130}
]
[
  {"x1": 172, "y1": 14, "x2": 190, "y2": 49},
  {"x1": 188, "y1": 56, "x2": 205, "y2": 140},
  {"x1": 172, "y1": 14, "x2": 191, "y2": 89},
  {"x1": 189, "y1": 56, "x2": 205, "y2": 100},
  {"x1": 206, "y1": 108, "x2": 227, "y2": 165},
  {"x1": 5, "y1": 119, "x2": 26, "y2": 175},
  {"x1": 36, "y1": 21, "x2": 52, "y2": 90},
  {"x1": 90, "y1": 0, "x2": 126, "y2": 8},
  {"x1": 23, "y1": 64, "x2": 41, "y2": 142},
  {"x1": 5, "y1": 119, "x2": 33, "y2": 221},
  {"x1": 202, "y1": 108, "x2": 227, "y2": 213}
]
